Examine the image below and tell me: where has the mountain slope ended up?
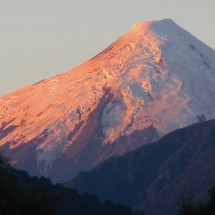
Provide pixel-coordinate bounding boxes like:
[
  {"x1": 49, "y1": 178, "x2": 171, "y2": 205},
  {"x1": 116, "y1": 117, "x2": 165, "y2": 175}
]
[
  {"x1": 68, "y1": 119, "x2": 215, "y2": 215},
  {"x1": 1, "y1": 19, "x2": 215, "y2": 182},
  {"x1": 0, "y1": 154, "x2": 138, "y2": 215}
]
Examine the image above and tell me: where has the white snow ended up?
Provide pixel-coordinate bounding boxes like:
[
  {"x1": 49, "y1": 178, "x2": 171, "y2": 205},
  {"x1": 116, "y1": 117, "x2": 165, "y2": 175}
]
[{"x1": 1, "y1": 19, "x2": 215, "y2": 179}]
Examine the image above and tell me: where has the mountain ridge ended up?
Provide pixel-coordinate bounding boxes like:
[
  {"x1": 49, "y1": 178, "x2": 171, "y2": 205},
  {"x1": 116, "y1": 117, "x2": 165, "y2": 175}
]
[
  {"x1": 68, "y1": 119, "x2": 215, "y2": 215},
  {"x1": 1, "y1": 19, "x2": 215, "y2": 182}
]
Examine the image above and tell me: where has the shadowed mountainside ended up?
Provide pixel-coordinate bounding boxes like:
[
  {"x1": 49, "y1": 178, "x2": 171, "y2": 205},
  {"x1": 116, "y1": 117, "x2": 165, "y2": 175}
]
[{"x1": 68, "y1": 119, "x2": 215, "y2": 215}]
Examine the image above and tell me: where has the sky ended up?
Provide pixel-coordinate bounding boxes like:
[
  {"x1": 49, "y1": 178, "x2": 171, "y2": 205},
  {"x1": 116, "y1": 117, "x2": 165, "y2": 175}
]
[{"x1": 0, "y1": 0, "x2": 215, "y2": 96}]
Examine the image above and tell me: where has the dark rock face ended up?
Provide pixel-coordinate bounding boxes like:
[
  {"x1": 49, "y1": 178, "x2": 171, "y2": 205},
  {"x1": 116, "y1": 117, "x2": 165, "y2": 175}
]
[
  {"x1": 69, "y1": 119, "x2": 215, "y2": 215},
  {"x1": 0, "y1": 118, "x2": 18, "y2": 140}
]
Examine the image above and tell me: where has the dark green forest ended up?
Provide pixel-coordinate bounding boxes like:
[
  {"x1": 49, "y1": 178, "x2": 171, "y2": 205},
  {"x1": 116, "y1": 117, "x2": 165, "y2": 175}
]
[
  {"x1": 0, "y1": 154, "x2": 141, "y2": 215},
  {"x1": 1, "y1": 153, "x2": 215, "y2": 215},
  {"x1": 177, "y1": 187, "x2": 215, "y2": 215}
]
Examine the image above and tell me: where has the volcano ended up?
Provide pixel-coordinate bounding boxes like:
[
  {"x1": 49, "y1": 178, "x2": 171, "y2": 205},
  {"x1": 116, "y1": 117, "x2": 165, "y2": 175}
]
[{"x1": 1, "y1": 19, "x2": 215, "y2": 182}]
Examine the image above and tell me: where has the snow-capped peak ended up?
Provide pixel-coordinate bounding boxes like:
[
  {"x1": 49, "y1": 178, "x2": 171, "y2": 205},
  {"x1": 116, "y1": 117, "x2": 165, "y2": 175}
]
[{"x1": 1, "y1": 19, "x2": 215, "y2": 182}]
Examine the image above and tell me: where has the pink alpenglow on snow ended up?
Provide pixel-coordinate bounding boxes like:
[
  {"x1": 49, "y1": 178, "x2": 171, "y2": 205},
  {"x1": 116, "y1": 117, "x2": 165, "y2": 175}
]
[{"x1": 1, "y1": 19, "x2": 215, "y2": 182}]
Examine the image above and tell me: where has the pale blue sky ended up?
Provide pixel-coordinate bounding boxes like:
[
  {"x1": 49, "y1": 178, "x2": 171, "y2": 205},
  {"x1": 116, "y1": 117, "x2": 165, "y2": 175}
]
[{"x1": 0, "y1": 0, "x2": 215, "y2": 96}]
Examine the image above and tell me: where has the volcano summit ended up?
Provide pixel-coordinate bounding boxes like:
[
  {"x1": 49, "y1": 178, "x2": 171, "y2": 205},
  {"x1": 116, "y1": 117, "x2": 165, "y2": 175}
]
[{"x1": 1, "y1": 19, "x2": 215, "y2": 182}]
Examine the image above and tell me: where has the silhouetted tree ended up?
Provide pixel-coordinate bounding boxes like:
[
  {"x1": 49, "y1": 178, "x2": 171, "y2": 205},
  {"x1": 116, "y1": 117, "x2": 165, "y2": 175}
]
[
  {"x1": 0, "y1": 153, "x2": 137, "y2": 215},
  {"x1": 177, "y1": 185, "x2": 215, "y2": 215},
  {"x1": 177, "y1": 188, "x2": 195, "y2": 215}
]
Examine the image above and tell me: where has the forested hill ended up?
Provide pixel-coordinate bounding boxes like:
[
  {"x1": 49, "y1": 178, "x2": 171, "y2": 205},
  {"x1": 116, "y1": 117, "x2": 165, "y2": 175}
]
[{"x1": 0, "y1": 154, "x2": 141, "y2": 215}]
